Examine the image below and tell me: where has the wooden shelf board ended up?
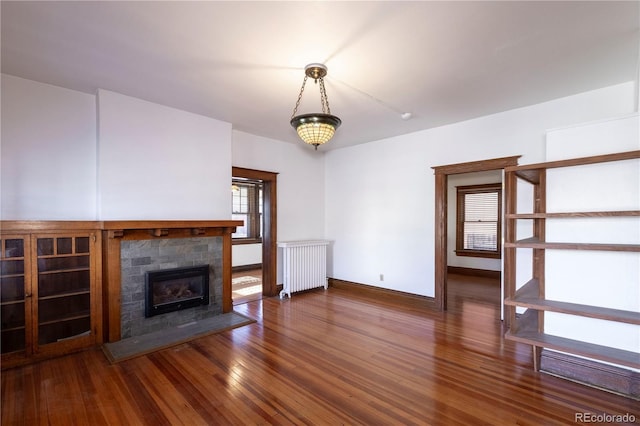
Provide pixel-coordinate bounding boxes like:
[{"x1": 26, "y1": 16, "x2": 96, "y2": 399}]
[
  {"x1": 39, "y1": 289, "x2": 91, "y2": 301},
  {"x1": 506, "y1": 210, "x2": 640, "y2": 219},
  {"x1": 0, "y1": 273, "x2": 25, "y2": 279},
  {"x1": 1, "y1": 325, "x2": 26, "y2": 332},
  {"x1": 37, "y1": 253, "x2": 89, "y2": 259},
  {"x1": 38, "y1": 267, "x2": 90, "y2": 275},
  {"x1": 0, "y1": 299, "x2": 26, "y2": 306},
  {"x1": 505, "y1": 279, "x2": 640, "y2": 325},
  {"x1": 535, "y1": 300, "x2": 640, "y2": 325},
  {"x1": 514, "y1": 169, "x2": 540, "y2": 184},
  {"x1": 505, "y1": 329, "x2": 640, "y2": 369},
  {"x1": 504, "y1": 237, "x2": 640, "y2": 252},
  {"x1": 504, "y1": 150, "x2": 640, "y2": 173},
  {"x1": 39, "y1": 312, "x2": 91, "y2": 326}
]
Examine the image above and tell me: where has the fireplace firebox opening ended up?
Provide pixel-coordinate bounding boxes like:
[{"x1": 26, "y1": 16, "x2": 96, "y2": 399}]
[{"x1": 145, "y1": 265, "x2": 210, "y2": 317}]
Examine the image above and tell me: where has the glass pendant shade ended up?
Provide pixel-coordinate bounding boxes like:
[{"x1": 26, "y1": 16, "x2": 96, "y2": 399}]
[{"x1": 290, "y1": 113, "x2": 342, "y2": 149}]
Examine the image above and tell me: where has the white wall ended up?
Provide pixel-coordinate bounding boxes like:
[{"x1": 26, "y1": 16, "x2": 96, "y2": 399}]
[
  {"x1": 1, "y1": 75, "x2": 97, "y2": 220},
  {"x1": 232, "y1": 243, "x2": 262, "y2": 267},
  {"x1": 97, "y1": 90, "x2": 232, "y2": 220},
  {"x1": 325, "y1": 82, "x2": 636, "y2": 297},
  {"x1": 447, "y1": 170, "x2": 502, "y2": 271},
  {"x1": 1, "y1": 77, "x2": 233, "y2": 221}
]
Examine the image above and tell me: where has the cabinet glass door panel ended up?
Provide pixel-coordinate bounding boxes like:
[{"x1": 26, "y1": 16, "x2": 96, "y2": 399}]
[
  {"x1": 38, "y1": 293, "x2": 91, "y2": 344},
  {"x1": 75, "y1": 237, "x2": 90, "y2": 254},
  {"x1": 1, "y1": 303, "x2": 25, "y2": 331},
  {"x1": 1, "y1": 276, "x2": 26, "y2": 302},
  {"x1": 39, "y1": 293, "x2": 91, "y2": 323},
  {"x1": 1, "y1": 237, "x2": 27, "y2": 354},
  {"x1": 38, "y1": 317, "x2": 91, "y2": 345},
  {"x1": 1, "y1": 258, "x2": 24, "y2": 276},
  {"x1": 37, "y1": 255, "x2": 90, "y2": 273},
  {"x1": 4, "y1": 239, "x2": 24, "y2": 258},
  {"x1": 1, "y1": 326, "x2": 26, "y2": 353},
  {"x1": 36, "y1": 238, "x2": 54, "y2": 256},
  {"x1": 38, "y1": 270, "x2": 90, "y2": 297},
  {"x1": 55, "y1": 238, "x2": 73, "y2": 255},
  {"x1": 35, "y1": 235, "x2": 92, "y2": 345}
]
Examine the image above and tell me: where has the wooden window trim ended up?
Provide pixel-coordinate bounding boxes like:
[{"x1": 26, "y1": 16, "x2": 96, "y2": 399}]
[
  {"x1": 232, "y1": 179, "x2": 262, "y2": 244},
  {"x1": 455, "y1": 183, "x2": 502, "y2": 259},
  {"x1": 232, "y1": 238, "x2": 262, "y2": 245}
]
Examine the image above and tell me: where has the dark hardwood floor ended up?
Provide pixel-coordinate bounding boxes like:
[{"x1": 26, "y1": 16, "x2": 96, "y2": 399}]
[{"x1": 2, "y1": 274, "x2": 638, "y2": 425}]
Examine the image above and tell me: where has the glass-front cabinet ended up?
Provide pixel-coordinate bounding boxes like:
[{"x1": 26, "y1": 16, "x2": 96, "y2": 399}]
[{"x1": 1, "y1": 227, "x2": 100, "y2": 367}]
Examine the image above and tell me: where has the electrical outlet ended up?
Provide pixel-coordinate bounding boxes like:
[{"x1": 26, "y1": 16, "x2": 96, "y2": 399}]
[{"x1": 379, "y1": 274, "x2": 384, "y2": 281}]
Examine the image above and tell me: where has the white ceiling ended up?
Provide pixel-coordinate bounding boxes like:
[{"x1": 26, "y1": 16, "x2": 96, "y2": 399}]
[{"x1": 2, "y1": 1, "x2": 638, "y2": 151}]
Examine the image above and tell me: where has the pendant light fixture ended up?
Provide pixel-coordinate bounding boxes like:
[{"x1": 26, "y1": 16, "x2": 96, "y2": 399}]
[{"x1": 290, "y1": 63, "x2": 341, "y2": 150}]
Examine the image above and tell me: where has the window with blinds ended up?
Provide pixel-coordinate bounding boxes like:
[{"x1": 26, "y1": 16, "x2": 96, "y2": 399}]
[
  {"x1": 456, "y1": 183, "x2": 502, "y2": 258},
  {"x1": 232, "y1": 179, "x2": 263, "y2": 243}
]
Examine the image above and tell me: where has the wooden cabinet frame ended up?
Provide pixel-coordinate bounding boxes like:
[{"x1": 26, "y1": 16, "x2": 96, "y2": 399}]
[{"x1": 1, "y1": 222, "x2": 103, "y2": 369}]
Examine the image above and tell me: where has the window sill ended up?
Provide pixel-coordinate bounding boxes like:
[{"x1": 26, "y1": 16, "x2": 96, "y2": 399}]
[
  {"x1": 455, "y1": 250, "x2": 501, "y2": 259},
  {"x1": 232, "y1": 238, "x2": 262, "y2": 245}
]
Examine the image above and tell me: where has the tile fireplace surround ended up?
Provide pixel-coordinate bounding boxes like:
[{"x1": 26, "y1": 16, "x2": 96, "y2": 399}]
[
  {"x1": 120, "y1": 238, "x2": 220, "y2": 339},
  {"x1": 102, "y1": 221, "x2": 242, "y2": 342}
]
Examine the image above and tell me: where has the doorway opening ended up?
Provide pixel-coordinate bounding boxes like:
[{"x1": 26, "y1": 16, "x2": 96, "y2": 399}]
[
  {"x1": 446, "y1": 172, "x2": 503, "y2": 315},
  {"x1": 231, "y1": 167, "x2": 278, "y2": 304},
  {"x1": 432, "y1": 156, "x2": 520, "y2": 313},
  {"x1": 232, "y1": 267, "x2": 263, "y2": 305},
  {"x1": 231, "y1": 176, "x2": 263, "y2": 304}
]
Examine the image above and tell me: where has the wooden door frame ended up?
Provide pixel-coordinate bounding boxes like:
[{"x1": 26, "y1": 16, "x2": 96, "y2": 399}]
[
  {"x1": 432, "y1": 156, "x2": 520, "y2": 311},
  {"x1": 232, "y1": 167, "x2": 279, "y2": 297}
]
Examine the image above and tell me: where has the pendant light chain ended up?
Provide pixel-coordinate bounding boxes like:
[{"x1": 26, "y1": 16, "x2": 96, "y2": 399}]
[
  {"x1": 291, "y1": 73, "x2": 332, "y2": 117},
  {"x1": 319, "y1": 77, "x2": 331, "y2": 115},
  {"x1": 290, "y1": 75, "x2": 308, "y2": 119}
]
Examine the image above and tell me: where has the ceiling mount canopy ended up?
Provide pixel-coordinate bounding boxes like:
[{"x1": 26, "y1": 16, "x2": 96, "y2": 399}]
[{"x1": 290, "y1": 63, "x2": 342, "y2": 150}]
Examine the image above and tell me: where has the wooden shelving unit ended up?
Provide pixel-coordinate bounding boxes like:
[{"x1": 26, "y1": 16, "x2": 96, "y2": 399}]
[
  {"x1": 0, "y1": 223, "x2": 102, "y2": 369},
  {"x1": 503, "y1": 150, "x2": 640, "y2": 372}
]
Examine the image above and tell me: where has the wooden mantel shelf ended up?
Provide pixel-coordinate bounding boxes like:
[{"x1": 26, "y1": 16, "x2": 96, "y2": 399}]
[
  {"x1": 101, "y1": 220, "x2": 243, "y2": 230},
  {"x1": 101, "y1": 220, "x2": 243, "y2": 240},
  {"x1": 2, "y1": 220, "x2": 243, "y2": 232}
]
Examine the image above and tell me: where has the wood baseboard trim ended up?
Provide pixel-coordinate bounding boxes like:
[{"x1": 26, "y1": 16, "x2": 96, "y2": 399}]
[
  {"x1": 232, "y1": 263, "x2": 262, "y2": 273},
  {"x1": 447, "y1": 266, "x2": 501, "y2": 279},
  {"x1": 540, "y1": 349, "x2": 639, "y2": 400},
  {"x1": 328, "y1": 278, "x2": 437, "y2": 310}
]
